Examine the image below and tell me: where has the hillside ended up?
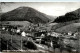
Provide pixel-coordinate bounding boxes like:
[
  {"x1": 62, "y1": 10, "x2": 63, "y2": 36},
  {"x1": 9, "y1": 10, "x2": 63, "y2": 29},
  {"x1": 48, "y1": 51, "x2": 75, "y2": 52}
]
[
  {"x1": 55, "y1": 23, "x2": 80, "y2": 33},
  {"x1": 51, "y1": 8, "x2": 80, "y2": 33},
  {"x1": 1, "y1": 21, "x2": 31, "y2": 29},
  {"x1": 53, "y1": 8, "x2": 80, "y2": 23},
  {"x1": 1, "y1": 7, "x2": 50, "y2": 24},
  {"x1": 51, "y1": 19, "x2": 80, "y2": 30},
  {"x1": 0, "y1": 13, "x2": 2, "y2": 16},
  {"x1": 0, "y1": 13, "x2": 3, "y2": 20}
]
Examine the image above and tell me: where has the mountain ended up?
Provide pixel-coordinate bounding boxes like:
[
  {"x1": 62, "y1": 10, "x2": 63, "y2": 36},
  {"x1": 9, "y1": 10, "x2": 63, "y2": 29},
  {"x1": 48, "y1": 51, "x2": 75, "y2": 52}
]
[
  {"x1": 1, "y1": 7, "x2": 50, "y2": 24},
  {"x1": 45, "y1": 15, "x2": 56, "y2": 21},
  {"x1": 53, "y1": 8, "x2": 80, "y2": 23},
  {"x1": 51, "y1": 8, "x2": 80, "y2": 33}
]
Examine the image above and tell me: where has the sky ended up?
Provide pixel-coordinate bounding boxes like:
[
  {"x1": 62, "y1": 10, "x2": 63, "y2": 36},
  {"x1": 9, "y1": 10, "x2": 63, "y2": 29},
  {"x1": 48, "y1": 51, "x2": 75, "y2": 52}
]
[{"x1": 0, "y1": 2, "x2": 80, "y2": 16}]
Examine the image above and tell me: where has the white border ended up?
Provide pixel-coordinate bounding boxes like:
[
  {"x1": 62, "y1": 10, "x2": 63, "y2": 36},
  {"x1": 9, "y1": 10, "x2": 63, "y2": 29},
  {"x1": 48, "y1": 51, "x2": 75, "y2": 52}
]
[{"x1": 0, "y1": 0, "x2": 80, "y2": 2}]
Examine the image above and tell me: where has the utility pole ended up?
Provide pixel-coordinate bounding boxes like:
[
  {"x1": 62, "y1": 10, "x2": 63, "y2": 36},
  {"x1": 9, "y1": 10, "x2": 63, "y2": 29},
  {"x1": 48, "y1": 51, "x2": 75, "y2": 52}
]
[
  {"x1": 7, "y1": 41, "x2": 8, "y2": 52},
  {"x1": 21, "y1": 36, "x2": 23, "y2": 51},
  {"x1": 77, "y1": 32, "x2": 80, "y2": 53},
  {"x1": 11, "y1": 34, "x2": 12, "y2": 43},
  {"x1": 76, "y1": 30, "x2": 80, "y2": 53}
]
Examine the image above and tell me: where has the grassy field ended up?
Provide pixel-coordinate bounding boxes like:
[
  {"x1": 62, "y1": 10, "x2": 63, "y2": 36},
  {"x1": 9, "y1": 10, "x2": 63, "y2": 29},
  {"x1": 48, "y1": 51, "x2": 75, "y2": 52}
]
[{"x1": 55, "y1": 23, "x2": 80, "y2": 33}]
